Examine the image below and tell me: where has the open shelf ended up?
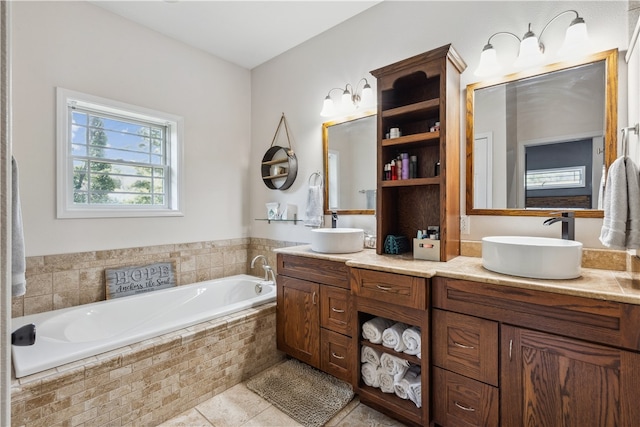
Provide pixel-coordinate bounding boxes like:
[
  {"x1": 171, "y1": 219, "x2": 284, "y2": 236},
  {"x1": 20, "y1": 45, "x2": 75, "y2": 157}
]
[
  {"x1": 381, "y1": 99, "x2": 440, "y2": 119},
  {"x1": 381, "y1": 177, "x2": 440, "y2": 188},
  {"x1": 360, "y1": 340, "x2": 421, "y2": 365}
]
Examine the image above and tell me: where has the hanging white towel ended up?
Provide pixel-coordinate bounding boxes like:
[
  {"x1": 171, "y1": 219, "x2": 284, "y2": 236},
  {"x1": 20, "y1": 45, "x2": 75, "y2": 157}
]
[
  {"x1": 304, "y1": 184, "x2": 323, "y2": 227},
  {"x1": 600, "y1": 156, "x2": 640, "y2": 249},
  {"x1": 402, "y1": 326, "x2": 421, "y2": 356},
  {"x1": 382, "y1": 322, "x2": 408, "y2": 352},
  {"x1": 12, "y1": 156, "x2": 26, "y2": 297},
  {"x1": 362, "y1": 317, "x2": 394, "y2": 344},
  {"x1": 597, "y1": 164, "x2": 606, "y2": 210},
  {"x1": 625, "y1": 159, "x2": 640, "y2": 248}
]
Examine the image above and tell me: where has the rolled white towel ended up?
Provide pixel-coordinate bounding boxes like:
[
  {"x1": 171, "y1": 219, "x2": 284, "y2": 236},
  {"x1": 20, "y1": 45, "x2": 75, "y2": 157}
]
[
  {"x1": 410, "y1": 380, "x2": 422, "y2": 408},
  {"x1": 378, "y1": 371, "x2": 395, "y2": 394},
  {"x1": 361, "y1": 362, "x2": 381, "y2": 388},
  {"x1": 362, "y1": 317, "x2": 394, "y2": 344},
  {"x1": 382, "y1": 322, "x2": 408, "y2": 352},
  {"x1": 361, "y1": 345, "x2": 382, "y2": 367},
  {"x1": 395, "y1": 365, "x2": 421, "y2": 407},
  {"x1": 380, "y1": 352, "x2": 410, "y2": 377},
  {"x1": 402, "y1": 326, "x2": 421, "y2": 356}
]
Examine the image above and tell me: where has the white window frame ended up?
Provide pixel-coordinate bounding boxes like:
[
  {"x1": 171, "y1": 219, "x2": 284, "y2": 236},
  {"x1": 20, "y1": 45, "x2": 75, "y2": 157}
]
[{"x1": 56, "y1": 88, "x2": 184, "y2": 218}]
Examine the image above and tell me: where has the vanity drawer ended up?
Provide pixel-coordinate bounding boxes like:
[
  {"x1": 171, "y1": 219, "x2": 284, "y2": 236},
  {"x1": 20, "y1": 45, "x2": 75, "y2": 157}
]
[
  {"x1": 321, "y1": 329, "x2": 353, "y2": 383},
  {"x1": 433, "y1": 367, "x2": 498, "y2": 427},
  {"x1": 433, "y1": 309, "x2": 498, "y2": 386},
  {"x1": 320, "y1": 285, "x2": 351, "y2": 336},
  {"x1": 277, "y1": 254, "x2": 349, "y2": 289},
  {"x1": 351, "y1": 268, "x2": 427, "y2": 310}
]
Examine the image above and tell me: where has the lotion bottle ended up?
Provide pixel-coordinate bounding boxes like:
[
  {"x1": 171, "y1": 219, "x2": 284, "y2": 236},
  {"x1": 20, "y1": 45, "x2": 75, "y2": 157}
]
[{"x1": 401, "y1": 153, "x2": 409, "y2": 180}]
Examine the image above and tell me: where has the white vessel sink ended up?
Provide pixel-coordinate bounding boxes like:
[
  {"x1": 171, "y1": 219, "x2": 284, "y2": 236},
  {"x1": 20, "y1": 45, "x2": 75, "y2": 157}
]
[
  {"x1": 311, "y1": 228, "x2": 364, "y2": 254},
  {"x1": 482, "y1": 236, "x2": 582, "y2": 280}
]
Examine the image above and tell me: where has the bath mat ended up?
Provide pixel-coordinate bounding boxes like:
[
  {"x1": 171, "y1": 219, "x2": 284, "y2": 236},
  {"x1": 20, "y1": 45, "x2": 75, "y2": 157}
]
[{"x1": 246, "y1": 359, "x2": 354, "y2": 427}]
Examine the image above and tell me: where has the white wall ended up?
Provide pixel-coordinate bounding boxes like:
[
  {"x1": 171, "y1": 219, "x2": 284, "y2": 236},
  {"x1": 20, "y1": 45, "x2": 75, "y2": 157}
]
[
  {"x1": 250, "y1": 1, "x2": 629, "y2": 248},
  {"x1": 10, "y1": 1, "x2": 631, "y2": 255},
  {"x1": 11, "y1": 2, "x2": 252, "y2": 256}
]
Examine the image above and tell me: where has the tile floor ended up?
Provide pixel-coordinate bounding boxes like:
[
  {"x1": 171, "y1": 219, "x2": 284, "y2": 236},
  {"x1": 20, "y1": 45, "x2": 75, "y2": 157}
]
[{"x1": 159, "y1": 381, "x2": 409, "y2": 427}]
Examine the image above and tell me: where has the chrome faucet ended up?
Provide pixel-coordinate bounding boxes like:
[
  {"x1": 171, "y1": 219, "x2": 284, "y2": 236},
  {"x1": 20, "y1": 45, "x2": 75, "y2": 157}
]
[
  {"x1": 543, "y1": 211, "x2": 575, "y2": 240},
  {"x1": 331, "y1": 211, "x2": 338, "y2": 228},
  {"x1": 250, "y1": 255, "x2": 276, "y2": 283}
]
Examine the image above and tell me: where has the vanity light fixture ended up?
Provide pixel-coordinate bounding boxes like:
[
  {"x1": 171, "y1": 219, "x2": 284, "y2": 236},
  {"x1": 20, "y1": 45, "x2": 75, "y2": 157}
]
[
  {"x1": 475, "y1": 10, "x2": 589, "y2": 77},
  {"x1": 320, "y1": 78, "x2": 374, "y2": 117}
]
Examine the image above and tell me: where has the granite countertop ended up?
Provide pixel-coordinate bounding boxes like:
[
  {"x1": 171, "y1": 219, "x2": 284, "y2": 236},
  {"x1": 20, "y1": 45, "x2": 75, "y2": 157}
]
[{"x1": 274, "y1": 245, "x2": 640, "y2": 305}]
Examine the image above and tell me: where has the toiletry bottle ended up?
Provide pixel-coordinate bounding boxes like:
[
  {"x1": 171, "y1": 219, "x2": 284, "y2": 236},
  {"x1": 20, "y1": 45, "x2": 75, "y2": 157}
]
[
  {"x1": 401, "y1": 153, "x2": 409, "y2": 180},
  {"x1": 434, "y1": 161, "x2": 440, "y2": 177},
  {"x1": 391, "y1": 160, "x2": 397, "y2": 180},
  {"x1": 396, "y1": 156, "x2": 402, "y2": 180},
  {"x1": 410, "y1": 156, "x2": 417, "y2": 179}
]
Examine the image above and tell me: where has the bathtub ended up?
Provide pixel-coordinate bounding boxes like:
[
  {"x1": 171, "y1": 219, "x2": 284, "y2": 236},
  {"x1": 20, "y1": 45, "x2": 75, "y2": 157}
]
[{"x1": 11, "y1": 274, "x2": 276, "y2": 378}]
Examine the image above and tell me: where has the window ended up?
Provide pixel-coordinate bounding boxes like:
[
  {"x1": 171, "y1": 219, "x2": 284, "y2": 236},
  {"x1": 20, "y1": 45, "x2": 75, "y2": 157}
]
[
  {"x1": 57, "y1": 88, "x2": 183, "y2": 218},
  {"x1": 526, "y1": 166, "x2": 586, "y2": 190}
]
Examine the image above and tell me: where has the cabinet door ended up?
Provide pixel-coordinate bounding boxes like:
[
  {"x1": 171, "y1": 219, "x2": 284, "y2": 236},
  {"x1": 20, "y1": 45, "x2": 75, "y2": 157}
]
[
  {"x1": 276, "y1": 276, "x2": 320, "y2": 368},
  {"x1": 501, "y1": 325, "x2": 640, "y2": 427}
]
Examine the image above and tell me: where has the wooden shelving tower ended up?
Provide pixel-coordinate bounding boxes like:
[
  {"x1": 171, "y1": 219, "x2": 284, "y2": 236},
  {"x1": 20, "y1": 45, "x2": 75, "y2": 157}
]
[{"x1": 371, "y1": 44, "x2": 466, "y2": 261}]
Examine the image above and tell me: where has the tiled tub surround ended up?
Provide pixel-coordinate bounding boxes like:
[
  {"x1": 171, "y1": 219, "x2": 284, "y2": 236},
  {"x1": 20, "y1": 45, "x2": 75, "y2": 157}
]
[
  {"x1": 12, "y1": 238, "x2": 300, "y2": 318},
  {"x1": 11, "y1": 303, "x2": 284, "y2": 426},
  {"x1": 10, "y1": 238, "x2": 297, "y2": 426}
]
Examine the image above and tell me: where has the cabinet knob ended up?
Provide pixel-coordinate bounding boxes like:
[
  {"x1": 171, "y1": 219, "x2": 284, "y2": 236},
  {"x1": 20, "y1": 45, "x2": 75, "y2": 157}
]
[{"x1": 376, "y1": 284, "x2": 393, "y2": 291}]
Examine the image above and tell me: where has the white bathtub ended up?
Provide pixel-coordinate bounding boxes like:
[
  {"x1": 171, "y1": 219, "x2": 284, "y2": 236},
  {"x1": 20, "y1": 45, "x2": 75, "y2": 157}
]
[{"x1": 11, "y1": 274, "x2": 276, "y2": 378}]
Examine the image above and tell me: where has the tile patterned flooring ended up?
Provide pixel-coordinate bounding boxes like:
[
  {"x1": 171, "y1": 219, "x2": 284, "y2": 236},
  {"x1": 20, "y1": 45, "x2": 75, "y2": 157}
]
[{"x1": 159, "y1": 381, "x2": 409, "y2": 427}]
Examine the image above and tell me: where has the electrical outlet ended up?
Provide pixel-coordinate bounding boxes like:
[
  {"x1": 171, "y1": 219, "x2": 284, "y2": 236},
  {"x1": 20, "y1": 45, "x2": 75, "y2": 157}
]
[{"x1": 460, "y1": 215, "x2": 470, "y2": 235}]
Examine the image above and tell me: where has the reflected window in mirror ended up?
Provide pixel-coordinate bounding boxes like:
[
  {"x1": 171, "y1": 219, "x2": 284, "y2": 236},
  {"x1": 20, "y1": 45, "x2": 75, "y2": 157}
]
[
  {"x1": 322, "y1": 112, "x2": 376, "y2": 215},
  {"x1": 466, "y1": 49, "x2": 617, "y2": 218}
]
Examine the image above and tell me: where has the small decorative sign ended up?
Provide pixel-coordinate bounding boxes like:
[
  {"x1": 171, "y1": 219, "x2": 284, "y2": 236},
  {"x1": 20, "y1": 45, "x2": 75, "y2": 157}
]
[{"x1": 105, "y1": 262, "x2": 176, "y2": 299}]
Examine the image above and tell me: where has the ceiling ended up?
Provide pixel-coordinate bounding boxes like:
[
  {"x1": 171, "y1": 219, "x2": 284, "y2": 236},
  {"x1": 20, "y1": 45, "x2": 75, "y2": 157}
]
[{"x1": 91, "y1": 1, "x2": 382, "y2": 70}]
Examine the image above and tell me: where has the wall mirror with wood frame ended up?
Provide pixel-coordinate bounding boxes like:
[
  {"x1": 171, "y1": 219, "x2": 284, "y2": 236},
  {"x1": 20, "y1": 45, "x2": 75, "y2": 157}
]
[
  {"x1": 322, "y1": 111, "x2": 376, "y2": 215},
  {"x1": 466, "y1": 48, "x2": 618, "y2": 218}
]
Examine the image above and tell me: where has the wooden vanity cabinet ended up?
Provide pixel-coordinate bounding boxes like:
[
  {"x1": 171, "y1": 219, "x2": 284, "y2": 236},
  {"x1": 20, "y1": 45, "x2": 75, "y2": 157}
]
[
  {"x1": 276, "y1": 254, "x2": 354, "y2": 383},
  {"x1": 351, "y1": 268, "x2": 429, "y2": 426},
  {"x1": 432, "y1": 276, "x2": 640, "y2": 427}
]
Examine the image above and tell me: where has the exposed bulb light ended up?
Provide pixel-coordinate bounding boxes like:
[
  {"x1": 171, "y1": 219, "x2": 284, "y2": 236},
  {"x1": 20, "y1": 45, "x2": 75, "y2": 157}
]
[{"x1": 319, "y1": 78, "x2": 376, "y2": 117}]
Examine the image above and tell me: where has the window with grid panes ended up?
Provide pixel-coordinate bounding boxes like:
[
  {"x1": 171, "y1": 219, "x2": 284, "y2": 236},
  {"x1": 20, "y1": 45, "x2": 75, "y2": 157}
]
[{"x1": 57, "y1": 88, "x2": 183, "y2": 218}]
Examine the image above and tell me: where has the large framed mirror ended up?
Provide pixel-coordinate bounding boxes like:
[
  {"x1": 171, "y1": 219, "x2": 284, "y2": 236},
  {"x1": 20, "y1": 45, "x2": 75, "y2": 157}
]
[
  {"x1": 322, "y1": 111, "x2": 376, "y2": 215},
  {"x1": 466, "y1": 48, "x2": 618, "y2": 218}
]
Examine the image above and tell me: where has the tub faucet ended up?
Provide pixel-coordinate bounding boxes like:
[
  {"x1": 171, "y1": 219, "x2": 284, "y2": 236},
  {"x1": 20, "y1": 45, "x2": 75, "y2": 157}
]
[
  {"x1": 251, "y1": 255, "x2": 276, "y2": 283},
  {"x1": 543, "y1": 211, "x2": 575, "y2": 240},
  {"x1": 331, "y1": 211, "x2": 338, "y2": 228}
]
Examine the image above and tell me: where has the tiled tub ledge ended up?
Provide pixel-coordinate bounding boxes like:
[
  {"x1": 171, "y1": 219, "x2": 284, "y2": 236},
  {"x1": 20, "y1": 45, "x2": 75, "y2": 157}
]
[{"x1": 11, "y1": 302, "x2": 284, "y2": 427}]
